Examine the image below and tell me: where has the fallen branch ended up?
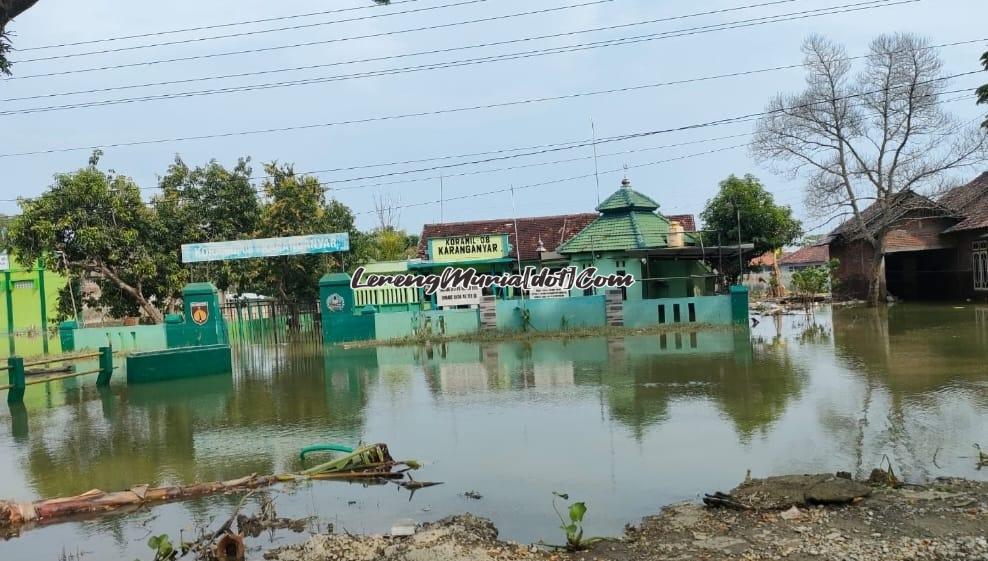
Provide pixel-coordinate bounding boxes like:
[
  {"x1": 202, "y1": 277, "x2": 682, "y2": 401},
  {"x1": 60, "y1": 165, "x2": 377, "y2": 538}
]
[{"x1": 0, "y1": 443, "x2": 421, "y2": 533}]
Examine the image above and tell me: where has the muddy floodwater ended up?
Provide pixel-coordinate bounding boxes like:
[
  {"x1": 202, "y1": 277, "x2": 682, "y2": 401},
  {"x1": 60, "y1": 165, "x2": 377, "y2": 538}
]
[{"x1": 1, "y1": 304, "x2": 987, "y2": 560}]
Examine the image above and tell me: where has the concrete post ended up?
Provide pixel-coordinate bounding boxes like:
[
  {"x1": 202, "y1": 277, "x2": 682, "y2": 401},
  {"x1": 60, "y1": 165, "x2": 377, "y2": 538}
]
[
  {"x1": 7, "y1": 356, "x2": 25, "y2": 404},
  {"x1": 729, "y1": 285, "x2": 750, "y2": 326},
  {"x1": 319, "y1": 273, "x2": 375, "y2": 343},
  {"x1": 59, "y1": 320, "x2": 78, "y2": 352},
  {"x1": 96, "y1": 346, "x2": 113, "y2": 387}
]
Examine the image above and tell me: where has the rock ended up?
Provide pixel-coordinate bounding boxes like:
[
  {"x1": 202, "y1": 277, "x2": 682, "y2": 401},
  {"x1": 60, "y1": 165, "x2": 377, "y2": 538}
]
[
  {"x1": 805, "y1": 478, "x2": 872, "y2": 504},
  {"x1": 693, "y1": 535, "x2": 749, "y2": 554},
  {"x1": 779, "y1": 506, "x2": 803, "y2": 520},
  {"x1": 729, "y1": 474, "x2": 871, "y2": 509}
]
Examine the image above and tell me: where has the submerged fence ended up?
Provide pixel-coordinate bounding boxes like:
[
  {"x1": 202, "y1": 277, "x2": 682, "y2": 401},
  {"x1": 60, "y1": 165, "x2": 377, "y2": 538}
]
[{"x1": 221, "y1": 299, "x2": 321, "y2": 345}]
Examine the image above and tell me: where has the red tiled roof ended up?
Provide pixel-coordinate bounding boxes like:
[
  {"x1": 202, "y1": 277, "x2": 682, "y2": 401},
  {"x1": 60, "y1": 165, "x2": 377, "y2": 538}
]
[
  {"x1": 417, "y1": 213, "x2": 599, "y2": 262},
  {"x1": 418, "y1": 210, "x2": 698, "y2": 261},
  {"x1": 749, "y1": 251, "x2": 778, "y2": 267},
  {"x1": 418, "y1": 212, "x2": 698, "y2": 261},
  {"x1": 780, "y1": 244, "x2": 829, "y2": 265},
  {"x1": 665, "y1": 214, "x2": 696, "y2": 232},
  {"x1": 940, "y1": 172, "x2": 988, "y2": 233}
]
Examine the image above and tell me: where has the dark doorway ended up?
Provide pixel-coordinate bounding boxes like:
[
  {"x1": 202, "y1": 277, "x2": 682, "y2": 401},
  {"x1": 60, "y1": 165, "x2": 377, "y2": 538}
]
[{"x1": 885, "y1": 249, "x2": 958, "y2": 300}]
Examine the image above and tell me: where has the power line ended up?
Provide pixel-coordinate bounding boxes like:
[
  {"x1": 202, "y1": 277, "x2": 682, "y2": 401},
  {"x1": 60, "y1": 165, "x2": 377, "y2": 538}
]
[
  {"x1": 2, "y1": 0, "x2": 825, "y2": 95},
  {"x1": 13, "y1": 0, "x2": 499, "y2": 63},
  {"x1": 0, "y1": 0, "x2": 929, "y2": 116},
  {"x1": 7, "y1": 0, "x2": 611, "y2": 68},
  {"x1": 349, "y1": 144, "x2": 749, "y2": 216},
  {"x1": 344, "y1": 90, "x2": 978, "y2": 206},
  {"x1": 328, "y1": 134, "x2": 756, "y2": 190},
  {"x1": 0, "y1": 87, "x2": 975, "y2": 209},
  {"x1": 16, "y1": 0, "x2": 424, "y2": 51},
  {"x1": 0, "y1": 57, "x2": 975, "y2": 159}
]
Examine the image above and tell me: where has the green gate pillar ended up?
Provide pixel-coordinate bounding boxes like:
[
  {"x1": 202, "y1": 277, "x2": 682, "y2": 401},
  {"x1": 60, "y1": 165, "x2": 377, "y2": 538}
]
[
  {"x1": 38, "y1": 266, "x2": 49, "y2": 355},
  {"x1": 96, "y1": 346, "x2": 113, "y2": 386},
  {"x1": 7, "y1": 356, "x2": 25, "y2": 404},
  {"x1": 4, "y1": 270, "x2": 14, "y2": 356},
  {"x1": 173, "y1": 282, "x2": 228, "y2": 347},
  {"x1": 729, "y1": 285, "x2": 750, "y2": 326},
  {"x1": 59, "y1": 320, "x2": 78, "y2": 352},
  {"x1": 319, "y1": 273, "x2": 375, "y2": 344}
]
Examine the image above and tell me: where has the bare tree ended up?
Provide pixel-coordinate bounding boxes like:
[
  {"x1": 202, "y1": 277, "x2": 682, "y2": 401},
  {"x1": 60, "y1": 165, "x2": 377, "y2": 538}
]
[
  {"x1": 373, "y1": 191, "x2": 401, "y2": 231},
  {"x1": 752, "y1": 33, "x2": 988, "y2": 305}
]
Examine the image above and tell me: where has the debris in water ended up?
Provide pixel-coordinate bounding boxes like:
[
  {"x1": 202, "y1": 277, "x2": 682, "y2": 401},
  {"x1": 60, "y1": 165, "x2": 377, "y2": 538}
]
[{"x1": 390, "y1": 519, "x2": 416, "y2": 537}]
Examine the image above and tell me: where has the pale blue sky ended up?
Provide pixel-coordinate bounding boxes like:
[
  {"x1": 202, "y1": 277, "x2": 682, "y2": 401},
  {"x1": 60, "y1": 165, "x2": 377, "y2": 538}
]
[{"x1": 1, "y1": 0, "x2": 985, "y2": 236}]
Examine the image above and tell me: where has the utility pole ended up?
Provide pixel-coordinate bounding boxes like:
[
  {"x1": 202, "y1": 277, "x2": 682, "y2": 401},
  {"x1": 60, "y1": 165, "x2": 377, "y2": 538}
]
[
  {"x1": 734, "y1": 202, "x2": 743, "y2": 278},
  {"x1": 590, "y1": 118, "x2": 601, "y2": 206}
]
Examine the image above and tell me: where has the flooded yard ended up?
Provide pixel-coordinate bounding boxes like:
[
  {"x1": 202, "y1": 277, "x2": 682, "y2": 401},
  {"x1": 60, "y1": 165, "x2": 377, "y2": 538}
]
[{"x1": 1, "y1": 304, "x2": 987, "y2": 560}]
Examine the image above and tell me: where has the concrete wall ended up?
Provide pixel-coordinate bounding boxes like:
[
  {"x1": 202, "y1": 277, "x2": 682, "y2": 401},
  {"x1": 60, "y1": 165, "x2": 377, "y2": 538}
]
[
  {"x1": 623, "y1": 294, "x2": 732, "y2": 328},
  {"x1": 70, "y1": 324, "x2": 168, "y2": 352},
  {"x1": 495, "y1": 295, "x2": 606, "y2": 331},
  {"x1": 373, "y1": 309, "x2": 480, "y2": 341},
  {"x1": 0, "y1": 266, "x2": 66, "y2": 334}
]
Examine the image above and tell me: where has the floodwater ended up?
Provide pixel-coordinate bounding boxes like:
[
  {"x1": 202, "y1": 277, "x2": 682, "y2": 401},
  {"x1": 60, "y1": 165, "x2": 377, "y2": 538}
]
[{"x1": 1, "y1": 304, "x2": 987, "y2": 560}]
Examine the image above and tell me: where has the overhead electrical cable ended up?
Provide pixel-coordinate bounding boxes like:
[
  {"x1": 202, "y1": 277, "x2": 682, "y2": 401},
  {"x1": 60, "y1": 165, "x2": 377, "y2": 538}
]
[
  {"x1": 14, "y1": 0, "x2": 492, "y2": 61},
  {"x1": 0, "y1": 85, "x2": 975, "y2": 208},
  {"x1": 16, "y1": 0, "x2": 425, "y2": 51},
  {"x1": 4, "y1": 0, "x2": 842, "y2": 80},
  {"x1": 9, "y1": 0, "x2": 611, "y2": 66},
  {"x1": 0, "y1": 0, "x2": 930, "y2": 117},
  {"x1": 3, "y1": 0, "x2": 836, "y2": 95},
  {"x1": 0, "y1": 60, "x2": 975, "y2": 159}
]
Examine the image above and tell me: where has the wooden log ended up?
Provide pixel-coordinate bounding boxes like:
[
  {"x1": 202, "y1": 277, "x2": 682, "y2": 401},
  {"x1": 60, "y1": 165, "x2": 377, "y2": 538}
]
[{"x1": 0, "y1": 445, "x2": 407, "y2": 532}]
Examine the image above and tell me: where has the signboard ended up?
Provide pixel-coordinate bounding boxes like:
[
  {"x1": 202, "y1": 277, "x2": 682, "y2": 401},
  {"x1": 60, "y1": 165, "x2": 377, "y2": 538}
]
[
  {"x1": 436, "y1": 285, "x2": 482, "y2": 308},
  {"x1": 428, "y1": 234, "x2": 509, "y2": 263},
  {"x1": 529, "y1": 285, "x2": 570, "y2": 299},
  {"x1": 181, "y1": 233, "x2": 350, "y2": 264},
  {"x1": 0, "y1": 253, "x2": 8, "y2": 272}
]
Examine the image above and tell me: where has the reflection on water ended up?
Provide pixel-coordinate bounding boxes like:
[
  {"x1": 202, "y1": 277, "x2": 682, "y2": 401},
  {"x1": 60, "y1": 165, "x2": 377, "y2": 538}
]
[{"x1": 1, "y1": 304, "x2": 987, "y2": 560}]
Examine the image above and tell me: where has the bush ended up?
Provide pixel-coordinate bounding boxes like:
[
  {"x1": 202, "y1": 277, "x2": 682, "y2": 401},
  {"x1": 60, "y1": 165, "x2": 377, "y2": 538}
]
[{"x1": 791, "y1": 259, "x2": 839, "y2": 296}]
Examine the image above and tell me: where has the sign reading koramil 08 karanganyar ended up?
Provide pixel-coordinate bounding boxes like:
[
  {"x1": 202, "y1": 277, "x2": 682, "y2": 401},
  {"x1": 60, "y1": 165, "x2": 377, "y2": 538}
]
[
  {"x1": 428, "y1": 234, "x2": 509, "y2": 263},
  {"x1": 181, "y1": 233, "x2": 350, "y2": 263}
]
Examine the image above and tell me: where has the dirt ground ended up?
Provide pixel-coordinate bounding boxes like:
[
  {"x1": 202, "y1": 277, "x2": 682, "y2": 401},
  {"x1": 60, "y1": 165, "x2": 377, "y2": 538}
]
[{"x1": 263, "y1": 475, "x2": 988, "y2": 561}]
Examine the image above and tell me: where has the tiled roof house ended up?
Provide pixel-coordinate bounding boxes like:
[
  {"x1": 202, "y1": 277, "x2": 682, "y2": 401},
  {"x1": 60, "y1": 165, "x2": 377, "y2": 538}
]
[{"x1": 825, "y1": 171, "x2": 988, "y2": 301}]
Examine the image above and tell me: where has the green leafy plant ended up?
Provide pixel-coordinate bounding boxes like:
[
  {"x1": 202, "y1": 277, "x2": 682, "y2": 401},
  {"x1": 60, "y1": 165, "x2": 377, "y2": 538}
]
[
  {"x1": 790, "y1": 259, "x2": 839, "y2": 298},
  {"x1": 552, "y1": 491, "x2": 588, "y2": 551},
  {"x1": 144, "y1": 534, "x2": 177, "y2": 561}
]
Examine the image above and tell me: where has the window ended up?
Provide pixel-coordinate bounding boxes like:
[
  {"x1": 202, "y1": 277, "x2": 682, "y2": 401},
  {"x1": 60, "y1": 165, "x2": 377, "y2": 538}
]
[
  {"x1": 974, "y1": 241, "x2": 988, "y2": 291},
  {"x1": 12, "y1": 280, "x2": 35, "y2": 290}
]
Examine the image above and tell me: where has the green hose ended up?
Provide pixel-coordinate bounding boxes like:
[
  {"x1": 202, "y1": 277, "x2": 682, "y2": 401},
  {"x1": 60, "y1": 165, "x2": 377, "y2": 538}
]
[{"x1": 299, "y1": 443, "x2": 354, "y2": 461}]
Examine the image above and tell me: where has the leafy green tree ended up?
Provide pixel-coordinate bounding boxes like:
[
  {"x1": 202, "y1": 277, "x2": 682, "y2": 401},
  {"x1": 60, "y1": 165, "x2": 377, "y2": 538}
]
[
  {"x1": 10, "y1": 155, "x2": 173, "y2": 322},
  {"x1": 255, "y1": 163, "x2": 358, "y2": 320},
  {"x1": 154, "y1": 156, "x2": 260, "y2": 292},
  {"x1": 979, "y1": 49, "x2": 988, "y2": 131},
  {"x1": 361, "y1": 228, "x2": 418, "y2": 263},
  {"x1": 701, "y1": 174, "x2": 802, "y2": 294},
  {"x1": 701, "y1": 174, "x2": 803, "y2": 254}
]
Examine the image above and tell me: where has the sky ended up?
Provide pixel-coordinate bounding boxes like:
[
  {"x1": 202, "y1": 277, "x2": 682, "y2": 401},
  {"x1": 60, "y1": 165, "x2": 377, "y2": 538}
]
[{"x1": 1, "y1": 0, "x2": 986, "y2": 237}]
